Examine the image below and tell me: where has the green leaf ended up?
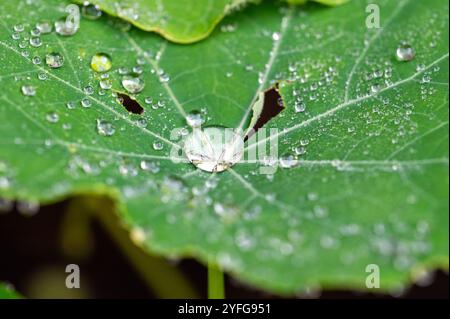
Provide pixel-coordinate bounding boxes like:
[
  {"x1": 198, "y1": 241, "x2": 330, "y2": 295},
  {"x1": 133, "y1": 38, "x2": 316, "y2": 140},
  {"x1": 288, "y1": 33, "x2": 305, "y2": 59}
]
[
  {"x1": 76, "y1": 0, "x2": 261, "y2": 43},
  {"x1": 77, "y1": 0, "x2": 348, "y2": 43},
  {"x1": 0, "y1": 0, "x2": 448, "y2": 295},
  {"x1": 0, "y1": 283, "x2": 22, "y2": 299}
]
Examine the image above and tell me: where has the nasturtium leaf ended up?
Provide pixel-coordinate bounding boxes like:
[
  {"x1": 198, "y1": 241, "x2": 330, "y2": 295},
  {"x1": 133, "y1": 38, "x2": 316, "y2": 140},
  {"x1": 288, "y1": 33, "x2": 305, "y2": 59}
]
[
  {"x1": 0, "y1": 0, "x2": 448, "y2": 294},
  {"x1": 0, "y1": 283, "x2": 22, "y2": 299},
  {"x1": 78, "y1": 0, "x2": 348, "y2": 43},
  {"x1": 76, "y1": 0, "x2": 261, "y2": 43}
]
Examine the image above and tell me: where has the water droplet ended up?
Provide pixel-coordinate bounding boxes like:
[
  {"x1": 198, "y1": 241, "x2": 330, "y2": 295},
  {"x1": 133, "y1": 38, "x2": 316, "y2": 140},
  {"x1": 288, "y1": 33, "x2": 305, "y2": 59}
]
[
  {"x1": 279, "y1": 154, "x2": 298, "y2": 168},
  {"x1": 29, "y1": 37, "x2": 42, "y2": 47},
  {"x1": 21, "y1": 85, "x2": 36, "y2": 96},
  {"x1": 96, "y1": 119, "x2": 115, "y2": 136},
  {"x1": 421, "y1": 74, "x2": 431, "y2": 83},
  {"x1": 99, "y1": 79, "x2": 112, "y2": 90},
  {"x1": 186, "y1": 111, "x2": 205, "y2": 128},
  {"x1": 159, "y1": 72, "x2": 170, "y2": 83},
  {"x1": 30, "y1": 27, "x2": 41, "y2": 37},
  {"x1": 294, "y1": 146, "x2": 306, "y2": 155},
  {"x1": 82, "y1": 3, "x2": 102, "y2": 20},
  {"x1": 118, "y1": 67, "x2": 129, "y2": 75},
  {"x1": 371, "y1": 83, "x2": 382, "y2": 93},
  {"x1": 0, "y1": 198, "x2": 14, "y2": 213},
  {"x1": 140, "y1": 160, "x2": 160, "y2": 173},
  {"x1": 153, "y1": 141, "x2": 163, "y2": 151},
  {"x1": 133, "y1": 66, "x2": 143, "y2": 74},
  {"x1": 36, "y1": 21, "x2": 52, "y2": 34},
  {"x1": 184, "y1": 127, "x2": 244, "y2": 173},
  {"x1": 130, "y1": 227, "x2": 146, "y2": 245},
  {"x1": 17, "y1": 200, "x2": 40, "y2": 216},
  {"x1": 32, "y1": 56, "x2": 41, "y2": 65},
  {"x1": 121, "y1": 75, "x2": 144, "y2": 94},
  {"x1": 83, "y1": 85, "x2": 94, "y2": 95},
  {"x1": 0, "y1": 176, "x2": 11, "y2": 190},
  {"x1": 46, "y1": 112, "x2": 59, "y2": 123},
  {"x1": 45, "y1": 52, "x2": 64, "y2": 68},
  {"x1": 90, "y1": 53, "x2": 112, "y2": 73},
  {"x1": 66, "y1": 101, "x2": 76, "y2": 109},
  {"x1": 136, "y1": 118, "x2": 147, "y2": 128},
  {"x1": 272, "y1": 32, "x2": 280, "y2": 41},
  {"x1": 294, "y1": 100, "x2": 306, "y2": 113},
  {"x1": 119, "y1": 163, "x2": 137, "y2": 176},
  {"x1": 81, "y1": 98, "x2": 92, "y2": 108},
  {"x1": 13, "y1": 24, "x2": 24, "y2": 32},
  {"x1": 396, "y1": 43, "x2": 415, "y2": 62}
]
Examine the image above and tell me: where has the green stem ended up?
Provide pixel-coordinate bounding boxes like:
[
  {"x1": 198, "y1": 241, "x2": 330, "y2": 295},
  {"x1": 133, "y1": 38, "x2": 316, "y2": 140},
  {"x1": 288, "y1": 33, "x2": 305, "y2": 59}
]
[{"x1": 207, "y1": 261, "x2": 225, "y2": 299}]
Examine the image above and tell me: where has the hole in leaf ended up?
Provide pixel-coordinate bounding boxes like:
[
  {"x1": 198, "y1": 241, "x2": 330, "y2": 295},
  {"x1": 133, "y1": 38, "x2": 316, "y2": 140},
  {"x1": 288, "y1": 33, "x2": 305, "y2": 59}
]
[
  {"x1": 117, "y1": 93, "x2": 144, "y2": 115},
  {"x1": 245, "y1": 87, "x2": 284, "y2": 140}
]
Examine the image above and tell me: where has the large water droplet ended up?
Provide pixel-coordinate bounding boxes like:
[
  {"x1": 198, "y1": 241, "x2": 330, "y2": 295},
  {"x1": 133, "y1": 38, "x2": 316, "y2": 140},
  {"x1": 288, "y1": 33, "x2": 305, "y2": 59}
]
[
  {"x1": 91, "y1": 53, "x2": 112, "y2": 73},
  {"x1": 396, "y1": 43, "x2": 415, "y2": 62},
  {"x1": 121, "y1": 75, "x2": 144, "y2": 94},
  {"x1": 183, "y1": 127, "x2": 244, "y2": 173},
  {"x1": 45, "y1": 52, "x2": 64, "y2": 68}
]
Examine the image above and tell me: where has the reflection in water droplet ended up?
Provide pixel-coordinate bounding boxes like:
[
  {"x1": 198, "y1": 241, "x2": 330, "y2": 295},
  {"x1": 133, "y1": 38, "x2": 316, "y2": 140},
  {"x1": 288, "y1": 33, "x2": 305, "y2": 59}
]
[
  {"x1": 184, "y1": 127, "x2": 244, "y2": 173},
  {"x1": 121, "y1": 75, "x2": 144, "y2": 94},
  {"x1": 45, "y1": 52, "x2": 64, "y2": 68},
  {"x1": 91, "y1": 53, "x2": 112, "y2": 73}
]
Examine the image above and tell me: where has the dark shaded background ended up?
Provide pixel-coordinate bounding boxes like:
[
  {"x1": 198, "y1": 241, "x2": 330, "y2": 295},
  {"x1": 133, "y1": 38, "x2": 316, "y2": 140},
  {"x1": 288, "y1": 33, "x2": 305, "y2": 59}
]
[{"x1": 0, "y1": 198, "x2": 447, "y2": 299}]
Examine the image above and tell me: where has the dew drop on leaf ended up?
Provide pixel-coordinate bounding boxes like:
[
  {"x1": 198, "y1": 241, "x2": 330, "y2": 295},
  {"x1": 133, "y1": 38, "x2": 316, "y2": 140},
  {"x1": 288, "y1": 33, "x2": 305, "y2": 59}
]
[
  {"x1": 90, "y1": 53, "x2": 112, "y2": 73},
  {"x1": 279, "y1": 154, "x2": 298, "y2": 168},
  {"x1": 121, "y1": 75, "x2": 145, "y2": 94},
  {"x1": 83, "y1": 85, "x2": 94, "y2": 95},
  {"x1": 17, "y1": 200, "x2": 40, "y2": 216},
  {"x1": 96, "y1": 119, "x2": 115, "y2": 136},
  {"x1": 45, "y1": 52, "x2": 64, "y2": 68},
  {"x1": 396, "y1": 43, "x2": 415, "y2": 61},
  {"x1": 140, "y1": 160, "x2": 160, "y2": 173},
  {"x1": 81, "y1": 98, "x2": 92, "y2": 108},
  {"x1": 99, "y1": 79, "x2": 112, "y2": 90},
  {"x1": 13, "y1": 23, "x2": 24, "y2": 32},
  {"x1": 36, "y1": 21, "x2": 52, "y2": 34},
  {"x1": 186, "y1": 111, "x2": 205, "y2": 128},
  {"x1": 152, "y1": 141, "x2": 163, "y2": 151},
  {"x1": 29, "y1": 37, "x2": 42, "y2": 48},
  {"x1": 21, "y1": 85, "x2": 36, "y2": 96},
  {"x1": 46, "y1": 112, "x2": 59, "y2": 123},
  {"x1": 183, "y1": 127, "x2": 244, "y2": 173},
  {"x1": 82, "y1": 3, "x2": 102, "y2": 20}
]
